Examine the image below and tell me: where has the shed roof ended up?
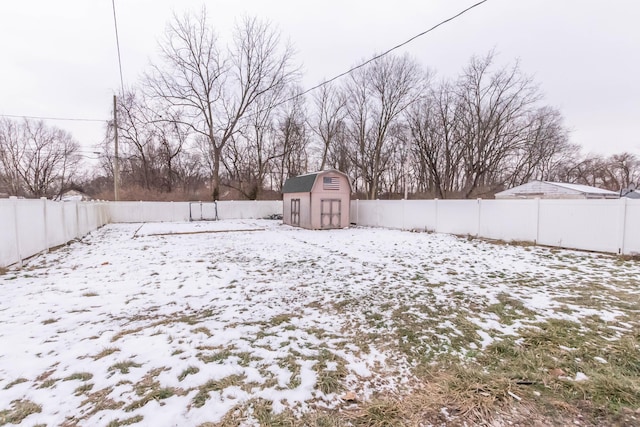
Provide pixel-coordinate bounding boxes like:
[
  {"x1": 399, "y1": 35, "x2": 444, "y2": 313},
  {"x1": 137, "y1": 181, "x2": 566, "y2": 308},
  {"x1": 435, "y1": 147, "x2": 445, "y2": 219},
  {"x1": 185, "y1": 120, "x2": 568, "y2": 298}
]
[
  {"x1": 545, "y1": 181, "x2": 617, "y2": 195},
  {"x1": 622, "y1": 190, "x2": 640, "y2": 199},
  {"x1": 282, "y1": 173, "x2": 318, "y2": 193},
  {"x1": 282, "y1": 170, "x2": 352, "y2": 193}
]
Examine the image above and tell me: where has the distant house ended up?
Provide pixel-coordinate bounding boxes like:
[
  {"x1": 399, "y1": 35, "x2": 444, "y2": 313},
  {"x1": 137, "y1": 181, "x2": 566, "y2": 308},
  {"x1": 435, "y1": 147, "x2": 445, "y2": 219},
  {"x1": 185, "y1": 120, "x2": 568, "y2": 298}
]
[
  {"x1": 282, "y1": 170, "x2": 351, "y2": 230},
  {"x1": 495, "y1": 181, "x2": 619, "y2": 200},
  {"x1": 56, "y1": 189, "x2": 92, "y2": 201},
  {"x1": 621, "y1": 189, "x2": 640, "y2": 199}
]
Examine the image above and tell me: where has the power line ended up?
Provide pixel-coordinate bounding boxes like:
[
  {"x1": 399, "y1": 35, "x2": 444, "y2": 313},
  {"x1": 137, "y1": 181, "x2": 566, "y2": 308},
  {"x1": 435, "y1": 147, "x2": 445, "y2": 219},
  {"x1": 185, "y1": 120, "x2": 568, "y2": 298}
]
[
  {"x1": 0, "y1": 114, "x2": 106, "y2": 123},
  {"x1": 285, "y1": 0, "x2": 489, "y2": 103},
  {"x1": 1, "y1": 1, "x2": 488, "y2": 127},
  {"x1": 111, "y1": 0, "x2": 125, "y2": 95}
]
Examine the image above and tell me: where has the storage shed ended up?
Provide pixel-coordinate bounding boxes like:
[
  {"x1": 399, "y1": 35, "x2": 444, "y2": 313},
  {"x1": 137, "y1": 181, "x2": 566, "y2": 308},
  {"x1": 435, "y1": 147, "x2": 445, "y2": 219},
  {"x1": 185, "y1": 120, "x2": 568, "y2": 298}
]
[
  {"x1": 495, "y1": 180, "x2": 619, "y2": 199},
  {"x1": 282, "y1": 170, "x2": 351, "y2": 229}
]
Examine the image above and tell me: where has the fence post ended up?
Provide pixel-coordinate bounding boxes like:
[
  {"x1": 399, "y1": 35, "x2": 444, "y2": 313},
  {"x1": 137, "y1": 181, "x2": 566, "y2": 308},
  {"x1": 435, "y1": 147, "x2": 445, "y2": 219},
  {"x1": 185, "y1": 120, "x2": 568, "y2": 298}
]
[
  {"x1": 535, "y1": 198, "x2": 541, "y2": 245},
  {"x1": 75, "y1": 201, "x2": 80, "y2": 238},
  {"x1": 434, "y1": 198, "x2": 439, "y2": 233},
  {"x1": 476, "y1": 198, "x2": 482, "y2": 237},
  {"x1": 356, "y1": 199, "x2": 359, "y2": 226},
  {"x1": 618, "y1": 197, "x2": 628, "y2": 255},
  {"x1": 10, "y1": 197, "x2": 22, "y2": 267},
  {"x1": 61, "y1": 200, "x2": 67, "y2": 242},
  {"x1": 42, "y1": 197, "x2": 49, "y2": 252},
  {"x1": 402, "y1": 198, "x2": 406, "y2": 230}
]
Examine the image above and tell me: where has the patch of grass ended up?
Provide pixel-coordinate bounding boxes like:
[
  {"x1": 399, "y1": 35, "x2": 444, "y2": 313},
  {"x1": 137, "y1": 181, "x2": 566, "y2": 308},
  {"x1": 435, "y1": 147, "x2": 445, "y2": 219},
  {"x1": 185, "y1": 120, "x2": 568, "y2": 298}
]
[
  {"x1": 41, "y1": 317, "x2": 59, "y2": 325},
  {"x1": 3, "y1": 378, "x2": 28, "y2": 390},
  {"x1": 74, "y1": 383, "x2": 94, "y2": 396},
  {"x1": 124, "y1": 387, "x2": 175, "y2": 412},
  {"x1": 64, "y1": 372, "x2": 93, "y2": 382},
  {"x1": 82, "y1": 292, "x2": 99, "y2": 297},
  {"x1": 93, "y1": 347, "x2": 120, "y2": 360},
  {"x1": 37, "y1": 378, "x2": 58, "y2": 389},
  {"x1": 270, "y1": 313, "x2": 294, "y2": 326},
  {"x1": 177, "y1": 366, "x2": 199, "y2": 382},
  {"x1": 277, "y1": 355, "x2": 302, "y2": 389},
  {"x1": 486, "y1": 292, "x2": 536, "y2": 325},
  {"x1": 192, "y1": 326, "x2": 212, "y2": 337},
  {"x1": 249, "y1": 398, "x2": 297, "y2": 426},
  {"x1": 235, "y1": 351, "x2": 255, "y2": 367},
  {"x1": 0, "y1": 399, "x2": 42, "y2": 425},
  {"x1": 456, "y1": 315, "x2": 640, "y2": 423},
  {"x1": 106, "y1": 415, "x2": 144, "y2": 427},
  {"x1": 80, "y1": 387, "x2": 124, "y2": 418},
  {"x1": 347, "y1": 400, "x2": 404, "y2": 427},
  {"x1": 133, "y1": 367, "x2": 166, "y2": 396},
  {"x1": 198, "y1": 349, "x2": 232, "y2": 364},
  {"x1": 109, "y1": 360, "x2": 142, "y2": 374},
  {"x1": 193, "y1": 375, "x2": 246, "y2": 408},
  {"x1": 314, "y1": 348, "x2": 347, "y2": 395},
  {"x1": 111, "y1": 327, "x2": 143, "y2": 342}
]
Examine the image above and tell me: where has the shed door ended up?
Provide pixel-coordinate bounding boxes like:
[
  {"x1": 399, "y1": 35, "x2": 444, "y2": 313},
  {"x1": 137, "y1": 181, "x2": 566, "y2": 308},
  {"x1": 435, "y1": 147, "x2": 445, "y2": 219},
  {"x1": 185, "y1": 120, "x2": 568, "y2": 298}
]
[
  {"x1": 320, "y1": 199, "x2": 341, "y2": 229},
  {"x1": 291, "y1": 198, "x2": 300, "y2": 226}
]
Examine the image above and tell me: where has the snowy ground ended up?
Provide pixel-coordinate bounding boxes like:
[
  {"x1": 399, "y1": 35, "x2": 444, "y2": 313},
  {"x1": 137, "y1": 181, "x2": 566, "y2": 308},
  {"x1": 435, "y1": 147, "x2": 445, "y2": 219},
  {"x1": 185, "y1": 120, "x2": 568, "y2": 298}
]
[{"x1": 1, "y1": 220, "x2": 639, "y2": 426}]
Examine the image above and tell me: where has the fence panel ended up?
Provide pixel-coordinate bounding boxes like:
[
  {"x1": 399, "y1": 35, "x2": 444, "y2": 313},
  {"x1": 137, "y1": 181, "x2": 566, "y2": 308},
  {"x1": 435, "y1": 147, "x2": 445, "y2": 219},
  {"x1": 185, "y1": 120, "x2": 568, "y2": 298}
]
[
  {"x1": 436, "y1": 200, "x2": 479, "y2": 236},
  {"x1": 405, "y1": 200, "x2": 438, "y2": 231},
  {"x1": 0, "y1": 201, "x2": 20, "y2": 267},
  {"x1": 216, "y1": 201, "x2": 282, "y2": 220},
  {"x1": 622, "y1": 199, "x2": 640, "y2": 255},
  {"x1": 14, "y1": 199, "x2": 47, "y2": 261},
  {"x1": 537, "y1": 199, "x2": 621, "y2": 253},
  {"x1": 63, "y1": 202, "x2": 79, "y2": 240},
  {"x1": 46, "y1": 200, "x2": 66, "y2": 247},
  {"x1": 479, "y1": 199, "x2": 538, "y2": 242},
  {"x1": 374, "y1": 200, "x2": 405, "y2": 229},
  {"x1": 351, "y1": 200, "x2": 377, "y2": 227},
  {"x1": 107, "y1": 201, "x2": 281, "y2": 222},
  {"x1": 0, "y1": 199, "x2": 109, "y2": 268}
]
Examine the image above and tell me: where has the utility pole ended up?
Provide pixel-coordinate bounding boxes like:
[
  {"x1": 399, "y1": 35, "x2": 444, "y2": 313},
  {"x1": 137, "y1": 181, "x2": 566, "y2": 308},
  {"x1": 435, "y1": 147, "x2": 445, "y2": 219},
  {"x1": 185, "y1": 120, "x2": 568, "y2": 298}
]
[{"x1": 113, "y1": 95, "x2": 120, "y2": 201}]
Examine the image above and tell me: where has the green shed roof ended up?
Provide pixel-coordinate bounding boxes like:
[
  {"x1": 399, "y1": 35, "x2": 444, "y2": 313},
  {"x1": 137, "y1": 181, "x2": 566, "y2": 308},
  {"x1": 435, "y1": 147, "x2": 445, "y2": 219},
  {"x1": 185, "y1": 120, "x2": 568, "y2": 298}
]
[{"x1": 282, "y1": 173, "x2": 318, "y2": 193}]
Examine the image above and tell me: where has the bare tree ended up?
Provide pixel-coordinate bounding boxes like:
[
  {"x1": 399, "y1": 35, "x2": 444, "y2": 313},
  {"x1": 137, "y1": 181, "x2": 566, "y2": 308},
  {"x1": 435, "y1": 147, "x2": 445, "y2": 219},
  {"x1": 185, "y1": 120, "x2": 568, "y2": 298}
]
[
  {"x1": 455, "y1": 53, "x2": 543, "y2": 197},
  {"x1": 503, "y1": 106, "x2": 572, "y2": 187},
  {"x1": 274, "y1": 88, "x2": 309, "y2": 189},
  {"x1": 344, "y1": 53, "x2": 426, "y2": 199},
  {"x1": 224, "y1": 90, "x2": 281, "y2": 199},
  {"x1": 309, "y1": 82, "x2": 347, "y2": 170},
  {"x1": 0, "y1": 118, "x2": 22, "y2": 195},
  {"x1": 145, "y1": 10, "x2": 298, "y2": 200},
  {"x1": 607, "y1": 152, "x2": 640, "y2": 190},
  {"x1": 557, "y1": 151, "x2": 640, "y2": 191},
  {"x1": 0, "y1": 118, "x2": 81, "y2": 198},
  {"x1": 408, "y1": 81, "x2": 465, "y2": 198}
]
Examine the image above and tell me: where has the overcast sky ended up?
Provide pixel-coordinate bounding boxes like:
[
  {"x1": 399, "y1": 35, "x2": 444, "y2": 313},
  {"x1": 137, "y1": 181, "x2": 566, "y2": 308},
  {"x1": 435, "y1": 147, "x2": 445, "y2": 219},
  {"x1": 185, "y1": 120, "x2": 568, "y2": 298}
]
[{"x1": 1, "y1": 0, "x2": 638, "y2": 161}]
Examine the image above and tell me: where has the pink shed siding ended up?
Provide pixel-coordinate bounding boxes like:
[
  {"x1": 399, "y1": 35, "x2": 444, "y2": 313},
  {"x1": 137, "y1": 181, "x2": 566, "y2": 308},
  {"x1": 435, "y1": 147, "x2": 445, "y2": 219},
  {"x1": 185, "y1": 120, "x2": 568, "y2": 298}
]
[
  {"x1": 282, "y1": 170, "x2": 351, "y2": 230},
  {"x1": 283, "y1": 192, "x2": 313, "y2": 229}
]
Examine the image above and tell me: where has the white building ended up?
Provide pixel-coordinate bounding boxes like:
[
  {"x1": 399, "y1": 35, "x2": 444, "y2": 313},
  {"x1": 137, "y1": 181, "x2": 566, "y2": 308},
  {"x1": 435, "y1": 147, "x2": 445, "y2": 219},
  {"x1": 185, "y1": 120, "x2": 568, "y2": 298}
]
[{"x1": 495, "y1": 180, "x2": 619, "y2": 199}]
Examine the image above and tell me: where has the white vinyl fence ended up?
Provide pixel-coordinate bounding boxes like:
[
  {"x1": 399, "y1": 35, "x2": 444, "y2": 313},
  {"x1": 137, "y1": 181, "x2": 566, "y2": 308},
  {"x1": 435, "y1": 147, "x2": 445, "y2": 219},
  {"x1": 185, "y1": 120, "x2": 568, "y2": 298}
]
[
  {"x1": 0, "y1": 198, "x2": 110, "y2": 268},
  {"x1": 351, "y1": 198, "x2": 640, "y2": 255},
  {"x1": 3, "y1": 197, "x2": 637, "y2": 268},
  {"x1": 0, "y1": 199, "x2": 282, "y2": 268},
  {"x1": 107, "y1": 200, "x2": 282, "y2": 223}
]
